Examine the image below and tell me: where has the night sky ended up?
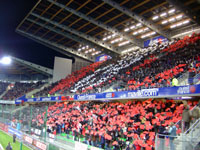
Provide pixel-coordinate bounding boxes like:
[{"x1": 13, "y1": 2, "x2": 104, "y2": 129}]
[{"x1": 0, "y1": 0, "x2": 74, "y2": 69}]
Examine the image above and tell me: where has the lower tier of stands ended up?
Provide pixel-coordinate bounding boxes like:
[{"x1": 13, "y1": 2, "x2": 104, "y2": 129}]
[{"x1": 21, "y1": 99, "x2": 198, "y2": 150}]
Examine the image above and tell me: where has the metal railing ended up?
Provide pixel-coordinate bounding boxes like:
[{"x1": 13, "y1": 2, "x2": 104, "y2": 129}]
[{"x1": 155, "y1": 118, "x2": 200, "y2": 150}]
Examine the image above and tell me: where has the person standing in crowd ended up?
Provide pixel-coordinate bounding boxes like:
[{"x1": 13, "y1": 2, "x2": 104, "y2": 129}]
[
  {"x1": 6, "y1": 142, "x2": 12, "y2": 150},
  {"x1": 158, "y1": 122, "x2": 167, "y2": 150},
  {"x1": 100, "y1": 134, "x2": 105, "y2": 149},
  {"x1": 168, "y1": 122, "x2": 176, "y2": 150},
  {"x1": 13, "y1": 133, "x2": 16, "y2": 143},
  {"x1": 188, "y1": 63, "x2": 196, "y2": 85},
  {"x1": 182, "y1": 105, "x2": 191, "y2": 132},
  {"x1": 191, "y1": 103, "x2": 200, "y2": 123},
  {"x1": 172, "y1": 77, "x2": 178, "y2": 86}
]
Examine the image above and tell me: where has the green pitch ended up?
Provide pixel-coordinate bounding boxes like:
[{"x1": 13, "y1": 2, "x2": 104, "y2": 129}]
[{"x1": 0, "y1": 130, "x2": 30, "y2": 150}]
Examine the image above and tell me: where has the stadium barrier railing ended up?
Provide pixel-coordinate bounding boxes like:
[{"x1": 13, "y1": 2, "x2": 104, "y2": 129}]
[{"x1": 155, "y1": 118, "x2": 200, "y2": 150}]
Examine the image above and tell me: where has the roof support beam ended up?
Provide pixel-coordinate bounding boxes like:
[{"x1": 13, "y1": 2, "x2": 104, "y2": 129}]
[
  {"x1": 166, "y1": 0, "x2": 200, "y2": 26},
  {"x1": 12, "y1": 56, "x2": 53, "y2": 76},
  {"x1": 31, "y1": 13, "x2": 120, "y2": 55},
  {"x1": 47, "y1": 0, "x2": 143, "y2": 47},
  {"x1": 102, "y1": 0, "x2": 171, "y2": 39},
  {"x1": 16, "y1": 29, "x2": 95, "y2": 62},
  {"x1": 171, "y1": 24, "x2": 200, "y2": 38},
  {"x1": 26, "y1": 18, "x2": 117, "y2": 57}
]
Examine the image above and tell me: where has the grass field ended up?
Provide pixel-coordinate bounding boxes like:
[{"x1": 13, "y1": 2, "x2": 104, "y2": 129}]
[{"x1": 0, "y1": 130, "x2": 31, "y2": 150}]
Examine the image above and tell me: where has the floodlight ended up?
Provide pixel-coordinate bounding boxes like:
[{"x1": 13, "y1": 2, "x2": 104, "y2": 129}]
[{"x1": 0, "y1": 56, "x2": 12, "y2": 65}]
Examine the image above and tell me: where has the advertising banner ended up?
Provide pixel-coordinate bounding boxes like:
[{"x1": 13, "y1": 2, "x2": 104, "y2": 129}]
[
  {"x1": 23, "y1": 135, "x2": 33, "y2": 145},
  {"x1": 8, "y1": 126, "x2": 22, "y2": 139},
  {"x1": 15, "y1": 96, "x2": 62, "y2": 104},
  {"x1": 15, "y1": 84, "x2": 200, "y2": 104},
  {"x1": 75, "y1": 141, "x2": 88, "y2": 150},
  {"x1": 95, "y1": 54, "x2": 111, "y2": 62},
  {"x1": 144, "y1": 35, "x2": 168, "y2": 47},
  {"x1": 23, "y1": 134, "x2": 47, "y2": 150},
  {"x1": 33, "y1": 140, "x2": 47, "y2": 150},
  {"x1": 74, "y1": 84, "x2": 200, "y2": 101},
  {"x1": 0, "y1": 122, "x2": 8, "y2": 132}
]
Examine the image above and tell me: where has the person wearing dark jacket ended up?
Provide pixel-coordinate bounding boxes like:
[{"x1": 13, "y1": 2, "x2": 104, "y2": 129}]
[
  {"x1": 158, "y1": 123, "x2": 167, "y2": 150},
  {"x1": 6, "y1": 142, "x2": 12, "y2": 150},
  {"x1": 100, "y1": 134, "x2": 105, "y2": 149},
  {"x1": 13, "y1": 134, "x2": 16, "y2": 143}
]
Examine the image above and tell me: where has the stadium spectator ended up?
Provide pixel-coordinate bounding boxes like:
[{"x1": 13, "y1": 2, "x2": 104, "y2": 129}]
[
  {"x1": 168, "y1": 122, "x2": 176, "y2": 150},
  {"x1": 13, "y1": 133, "x2": 16, "y2": 143},
  {"x1": 182, "y1": 105, "x2": 191, "y2": 132},
  {"x1": 31, "y1": 32, "x2": 200, "y2": 97},
  {"x1": 158, "y1": 122, "x2": 167, "y2": 150},
  {"x1": 28, "y1": 99, "x2": 197, "y2": 149},
  {"x1": 6, "y1": 142, "x2": 12, "y2": 150},
  {"x1": 3, "y1": 81, "x2": 44, "y2": 100},
  {"x1": 191, "y1": 102, "x2": 200, "y2": 123}
]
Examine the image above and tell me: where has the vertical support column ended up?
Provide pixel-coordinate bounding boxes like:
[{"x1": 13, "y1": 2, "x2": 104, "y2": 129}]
[
  {"x1": 19, "y1": 104, "x2": 22, "y2": 129},
  {"x1": 5, "y1": 104, "x2": 7, "y2": 123},
  {"x1": 29, "y1": 105, "x2": 32, "y2": 134},
  {"x1": 0, "y1": 104, "x2": 1, "y2": 118},
  {"x1": 44, "y1": 106, "x2": 48, "y2": 142}
]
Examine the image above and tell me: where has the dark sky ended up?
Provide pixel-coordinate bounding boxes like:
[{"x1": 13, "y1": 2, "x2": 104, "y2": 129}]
[{"x1": 0, "y1": 0, "x2": 74, "y2": 69}]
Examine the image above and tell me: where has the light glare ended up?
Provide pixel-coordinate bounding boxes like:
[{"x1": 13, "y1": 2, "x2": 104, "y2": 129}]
[{"x1": 0, "y1": 57, "x2": 12, "y2": 65}]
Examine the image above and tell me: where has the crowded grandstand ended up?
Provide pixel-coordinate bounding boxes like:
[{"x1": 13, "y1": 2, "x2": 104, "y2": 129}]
[{"x1": 0, "y1": 0, "x2": 200, "y2": 150}]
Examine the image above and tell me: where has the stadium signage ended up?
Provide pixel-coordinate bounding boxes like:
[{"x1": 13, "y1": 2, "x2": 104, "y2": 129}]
[
  {"x1": 177, "y1": 86, "x2": 190, "y2": 94},
  {"x1": 34, "y1": 140, "x2": 47, "y2": 150},
  {"x1": 23, "y1": 134, "x2": 47, "y2": 150},
  {"x1": 77, "y1": 94, "x2": 96, "y2": 100},
  {"x1": 141, "y1": 88, "x2": 159, "y2": 96},
  {"x1": 15, "y1": 84, "x2": 200, "y2": 104},
  {"x1": 15, "y1": 96, "x2": 63, "y2": 104},
  {"x1": 27, "y1": 98, "x2": 34, "y2": 102},
  {"x1": 0, "y1": 122, "x2": 8, "y2": 132},
  {"x1": 74, "y1": 84, "x2": 200, "y2": 101},
  {"x1": 8, "y1": 126, "x2": 22, "y2": 139},
  {"x1": 24, "y1": 135, "x2": 33, "y2": 144},
  {"x1": 0, "y1": 100, "x2": 15, "y2": 104}
]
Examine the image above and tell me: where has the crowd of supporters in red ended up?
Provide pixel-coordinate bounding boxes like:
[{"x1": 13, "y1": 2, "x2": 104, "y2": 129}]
[
  {"x1": 31, "y1": 99, "x2": 198, "y2": 150},
  {"x1": 33, "y1": 33, "x2": 200, "y2": 97}
]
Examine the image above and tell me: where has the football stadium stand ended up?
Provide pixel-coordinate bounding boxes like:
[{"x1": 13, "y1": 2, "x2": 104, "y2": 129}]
[
  {"x1": 1, "y1": 0, "x2": 200, "y2": 150},
  {"x1": 32, "y1": 33, "x2": 200, "y2": 97},
  {"x1": 2, "y1": 82, "x2": 45, "y2": 100}
]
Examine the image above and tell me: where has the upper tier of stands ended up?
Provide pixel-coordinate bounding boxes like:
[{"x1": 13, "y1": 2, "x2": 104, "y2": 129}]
[
  {"x1": 33, "y1": 61, "x2": 104, "y2": 97},
  {"x1": 33, "y1": 33, "x2": 200, "y2": 97},
  {"x1": 2, "y1": 33, "x2": 199, "y2": 99},
  {"x1": 72, "y1": 33, "x2": 200, "y2": 94}
]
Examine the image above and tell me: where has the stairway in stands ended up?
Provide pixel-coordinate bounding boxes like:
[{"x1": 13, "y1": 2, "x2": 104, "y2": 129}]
[
  {"x1": 0, "y1": 88, "x2": 10, "y2": 100},
  {"x1": 175, "y1": 118, "x2": 200, "y2": 150}
]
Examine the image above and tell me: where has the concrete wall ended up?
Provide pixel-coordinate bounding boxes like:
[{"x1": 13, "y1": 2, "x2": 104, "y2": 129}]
[{"x1": 53, "y1": 56, "x2": 72, "y2": 82}]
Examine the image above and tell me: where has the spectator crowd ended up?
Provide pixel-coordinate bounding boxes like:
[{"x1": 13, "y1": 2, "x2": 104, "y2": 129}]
[
  {"x1": 30, "y1": 99, "x2": 199, "y2": 150},
  {"x1": 32, "y1": 32, "x2": 200, "y2": 97}
]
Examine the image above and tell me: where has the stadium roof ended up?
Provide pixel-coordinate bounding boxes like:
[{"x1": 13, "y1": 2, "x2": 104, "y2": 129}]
[
  {"x1": 16, "y1": 0, "x2": 200, "y2": 62},
  {"x1": 0, "y1": 56, "x2": 53, "y2": 76}
]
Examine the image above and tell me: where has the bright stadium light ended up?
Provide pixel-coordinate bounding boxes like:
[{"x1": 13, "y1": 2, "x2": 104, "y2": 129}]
[{"x1": 0, "y1": 56, "x2": 12, "y2": 65}]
